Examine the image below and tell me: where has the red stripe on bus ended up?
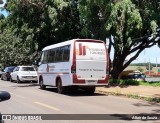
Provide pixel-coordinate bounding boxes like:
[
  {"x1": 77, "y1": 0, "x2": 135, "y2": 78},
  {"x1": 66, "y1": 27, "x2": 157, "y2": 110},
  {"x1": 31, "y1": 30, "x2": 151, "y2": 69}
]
[
  {"x1": 73, "y1": 74, "x2": 85, "y2": 84},
  {"x1": 79, "y1": 43, "x2": 82, "y2": 55},
  {"x1": 83, "y1": 46, "x2": 86, "y2": 55},
  {"x1": 98, "y1": 75, "x2": 109, "y2": 84}
]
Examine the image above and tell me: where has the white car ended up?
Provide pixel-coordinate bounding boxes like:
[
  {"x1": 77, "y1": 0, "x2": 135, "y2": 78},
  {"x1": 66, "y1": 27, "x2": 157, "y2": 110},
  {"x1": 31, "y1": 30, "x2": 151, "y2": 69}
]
[{"x1": 10, "y1": 66, "x2": 37, "y2": 83}]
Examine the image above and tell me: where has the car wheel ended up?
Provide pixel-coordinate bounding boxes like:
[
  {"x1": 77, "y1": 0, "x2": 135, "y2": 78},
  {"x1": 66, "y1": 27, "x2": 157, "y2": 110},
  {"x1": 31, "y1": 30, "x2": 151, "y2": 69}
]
[
  {"x1": 57, "y1": 79, "x2": 65, "y2": 94},
  {"x1": 39, "y1": 78, "x2": 46, "y2": 89},
  {"x1": 3, "y1": 75, "x2": 7, "y2": 81},
  {"x1": 17, "y1": 76, "x2": 21, "y2": 83}
]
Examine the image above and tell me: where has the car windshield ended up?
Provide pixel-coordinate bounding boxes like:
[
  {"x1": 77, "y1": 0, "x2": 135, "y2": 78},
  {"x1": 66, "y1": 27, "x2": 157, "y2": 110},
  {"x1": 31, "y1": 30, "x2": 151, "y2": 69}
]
[
  {"x1": 134, "y1": 74, "x2": 141, "y2": 78},
  {"x1": 6, "y1": 67, "x2": 15, "y2": 72},
  {"x1": 21, "y1": 67, "x2": 35, "y2": 71},
  {"x1": 134, "y1": 74, "x2": 146, "y2": 79}
]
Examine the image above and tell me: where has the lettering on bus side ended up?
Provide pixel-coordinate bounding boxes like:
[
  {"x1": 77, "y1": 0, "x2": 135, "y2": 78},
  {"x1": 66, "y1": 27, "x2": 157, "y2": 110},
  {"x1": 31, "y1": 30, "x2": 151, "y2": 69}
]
[
  {"x1": 79, "y1": 69, "x2": 104, "y2": 72},
  {"x1": 76, "y1": 43, "x2": 105, "y2": 56}
]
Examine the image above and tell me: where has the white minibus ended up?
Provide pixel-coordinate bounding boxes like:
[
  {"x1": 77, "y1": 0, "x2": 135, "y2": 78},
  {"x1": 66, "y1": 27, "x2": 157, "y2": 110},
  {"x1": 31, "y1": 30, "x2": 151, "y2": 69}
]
[{"x1": 37, "y1": 39, "x2": 109, "y2": 94}]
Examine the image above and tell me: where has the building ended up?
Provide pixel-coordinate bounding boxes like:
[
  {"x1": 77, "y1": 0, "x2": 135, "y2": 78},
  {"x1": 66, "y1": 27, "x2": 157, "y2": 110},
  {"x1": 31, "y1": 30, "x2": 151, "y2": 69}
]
[{"x1": 152, "y1": 67, "x2": 160, "y2": 75}]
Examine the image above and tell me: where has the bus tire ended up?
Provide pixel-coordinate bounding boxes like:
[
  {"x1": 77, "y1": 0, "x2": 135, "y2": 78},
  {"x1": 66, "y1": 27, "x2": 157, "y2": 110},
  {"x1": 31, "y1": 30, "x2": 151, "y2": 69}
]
[
  {"x1": 39, "y1": 78, "x2": 46, "y2": 90},
  {"x1": 57, "y1": 79, "x2": 65, "y2": 94}
]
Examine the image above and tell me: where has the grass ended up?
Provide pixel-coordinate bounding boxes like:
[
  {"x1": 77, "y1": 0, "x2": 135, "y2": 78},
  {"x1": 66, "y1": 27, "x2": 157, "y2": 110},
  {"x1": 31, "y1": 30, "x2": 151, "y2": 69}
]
[
  {"x1": 143, "y1": 97, "x2": 160, "y2": 103},
  {"x1": 106, "y1": 79, "x2": 160, "y2": 103},
  {"x1": 126, "y1": 94, "x2": 139, "y2": 99},
  {"x1": 109, "y1": 79, "x2": 160, "y2": 87},
  {"x1": 109, "y1": 79, "x2": 139, "y2": 86},
  {"x1": 139, "y1": 81, "x2": 160, "y2": 87}
]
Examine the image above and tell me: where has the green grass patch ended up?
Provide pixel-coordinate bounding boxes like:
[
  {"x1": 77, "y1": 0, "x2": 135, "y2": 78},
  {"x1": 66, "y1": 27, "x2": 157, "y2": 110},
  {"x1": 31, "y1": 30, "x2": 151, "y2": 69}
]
[
  {"x1": 127, "y1": 94, "x2": 139, "y2": 99},
  {"x1": 139, "y1": 81, "x2": 160, "y2": 87},
  {"x1": 143, "y1": 97, "x2": 160, "y2": 103},
  {"x1": 109, "y1": 79, "x2": 139, "y2": 86},
  {"x1": 109, "y1": 79, "x2": 160, "y2": 87}
]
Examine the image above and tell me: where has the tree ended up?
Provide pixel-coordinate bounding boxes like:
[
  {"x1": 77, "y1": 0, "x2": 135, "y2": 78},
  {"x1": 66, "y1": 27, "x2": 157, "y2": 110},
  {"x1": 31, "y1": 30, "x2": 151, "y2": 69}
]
[
  {"x1": 0, "y1": 0, "x2": 160, "y2": 78},
  {"x1": 5, "y1": 0, "x2": 81, "y2": 52},
  {"x1": 79, "y1": 0, "x2": 160, "y2": 78},
  {"x1": 0, "y1": 0, "x2": 82, "y2": 65}
]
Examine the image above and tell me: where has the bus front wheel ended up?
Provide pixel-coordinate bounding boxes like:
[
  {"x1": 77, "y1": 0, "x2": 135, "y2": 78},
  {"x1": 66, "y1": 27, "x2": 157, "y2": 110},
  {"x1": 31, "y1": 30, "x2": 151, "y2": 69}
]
[{"x1": 39, "y1": 78, "x2": 46, "y2": 90}]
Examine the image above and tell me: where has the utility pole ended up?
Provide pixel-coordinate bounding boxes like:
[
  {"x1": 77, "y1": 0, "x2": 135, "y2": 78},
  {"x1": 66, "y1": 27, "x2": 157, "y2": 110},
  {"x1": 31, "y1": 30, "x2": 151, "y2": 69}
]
[
  {"x1": 156, "y1": 57, "x2": 158, "y2": 75},
  {"x1": 149, "y1": 58, "x2": 151, "y2": 76}
]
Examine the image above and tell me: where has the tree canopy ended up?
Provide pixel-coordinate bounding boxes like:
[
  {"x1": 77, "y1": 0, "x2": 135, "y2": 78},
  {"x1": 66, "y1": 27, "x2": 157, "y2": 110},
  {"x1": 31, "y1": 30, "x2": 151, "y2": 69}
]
[
  {"x1": 79, "y1": 0, "x2": 160, "y2": 78},
  {"x1": 0, "y1": 0, "x2": 160, "y2": 78},
  {"x1": 0, "y1": 0, "x2": 81, "y2": 66}
]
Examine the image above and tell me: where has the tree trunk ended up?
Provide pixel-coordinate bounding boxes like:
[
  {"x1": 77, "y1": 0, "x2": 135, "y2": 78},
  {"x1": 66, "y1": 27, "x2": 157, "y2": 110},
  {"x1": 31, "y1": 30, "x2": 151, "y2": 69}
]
[
  {"x1": 110, "y1": 54, "x2": 127, "y2": 79},
  {"x1": 111, "y1": 67, "x2": 124, "y2": 79}
]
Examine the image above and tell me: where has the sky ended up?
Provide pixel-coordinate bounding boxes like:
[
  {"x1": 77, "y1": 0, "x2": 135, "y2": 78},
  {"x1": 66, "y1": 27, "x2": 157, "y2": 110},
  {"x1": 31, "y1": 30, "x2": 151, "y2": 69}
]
[
  {"x1": 107, "y1": 37, "x2": 160, "y2": 64},
  {"x1": 133, "y1": 45, "x2": 160, "y2": 64},
  {"x1": 0, "y1": 0, "x2": 8, "y2": 17},
  {"x1": 1, "y1": 1, "x2": 160, "y2": 64},
  {"x1": 109, "y1": 44, "x2": 160, "y2": 64}
]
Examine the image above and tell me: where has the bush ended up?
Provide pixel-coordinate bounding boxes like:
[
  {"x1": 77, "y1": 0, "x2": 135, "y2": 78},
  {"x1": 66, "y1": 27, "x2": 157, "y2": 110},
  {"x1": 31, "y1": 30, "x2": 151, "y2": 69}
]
[{"x1": 109, "y1": 79, "x2": 139, "y2": 86}]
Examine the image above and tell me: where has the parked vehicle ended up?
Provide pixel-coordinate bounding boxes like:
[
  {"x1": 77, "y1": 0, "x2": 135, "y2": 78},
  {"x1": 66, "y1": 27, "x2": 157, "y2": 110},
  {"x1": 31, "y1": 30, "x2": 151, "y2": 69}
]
[
  {"x1": 37, "y1": 39, "x2": 109, "y2": 94},
  {"x1": 10, "y1": 66, "x2": 37, "y2": 83},
  {"x1": 127, "y1": 72, "x2": 146, "y2": 81},
  {"x1": 1, "y1": 66, "x2": 16, "y2": 81},
  {"x1": 119, "y1": 70, "x2": 146, "y2": 81},
  {"x1": 0, "y1": 68, "x2": 2, "y2": 77}
]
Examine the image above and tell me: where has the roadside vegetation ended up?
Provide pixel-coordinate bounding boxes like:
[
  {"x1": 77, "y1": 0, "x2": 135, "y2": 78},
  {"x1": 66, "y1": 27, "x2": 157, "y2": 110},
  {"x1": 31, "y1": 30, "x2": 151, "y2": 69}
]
[
  {"x1": 139, "y1": 81, "x2": 160, "y2": 87},
  {"x1": 109, "y1": 79, "x2": 160, "y2": 87},
  {"x1": 105, "y1": 79, "x2": 160, "y2": 103},
  {"x1": 0, "y1": 0, "x2": 160, "y2": 79}
]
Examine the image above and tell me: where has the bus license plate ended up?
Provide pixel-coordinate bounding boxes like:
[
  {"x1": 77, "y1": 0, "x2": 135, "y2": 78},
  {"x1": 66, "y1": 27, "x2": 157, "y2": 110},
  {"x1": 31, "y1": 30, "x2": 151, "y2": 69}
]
[{"x1": 87, "y1": 80, "x2": 96, "y2": 85}]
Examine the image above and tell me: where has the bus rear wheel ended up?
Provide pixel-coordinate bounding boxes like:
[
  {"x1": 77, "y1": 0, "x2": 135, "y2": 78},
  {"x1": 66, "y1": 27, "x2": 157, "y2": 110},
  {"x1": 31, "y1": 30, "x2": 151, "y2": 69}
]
[
  {"x1": 57, "y1": 79, "x2": 65, "y2": 94},
  {"x1": 39, "y1": 78, "x2": 46, "y2": 90}
]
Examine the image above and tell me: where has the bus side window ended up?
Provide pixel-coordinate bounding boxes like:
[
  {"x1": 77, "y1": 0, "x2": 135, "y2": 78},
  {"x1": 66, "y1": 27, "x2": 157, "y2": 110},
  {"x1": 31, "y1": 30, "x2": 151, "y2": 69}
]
[
  {"x1": 42, "y1": 51, "x2": 48, "y2": 64},
  {"x1": 55, "y1": 48, "x2": 63, "y2": 62},
  {"x1": 48, "y1": 49, "x2": 55, "y2": 63},
  {"x1": 40, "y1": 52, "x2": 44, "y2": 63},
  {"x1": 51, "y1": 49, "x2": 56, "y2": 62},
  {"x1": 63, "y1": 45, "x2": 70, "y2": 62}
]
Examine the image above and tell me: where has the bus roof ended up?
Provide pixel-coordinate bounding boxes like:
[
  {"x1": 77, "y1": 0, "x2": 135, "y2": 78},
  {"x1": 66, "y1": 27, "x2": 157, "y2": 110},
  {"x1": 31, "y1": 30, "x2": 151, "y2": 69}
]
[{"x1": 42, "y1": 39, "x2": 104, "y2": 51}]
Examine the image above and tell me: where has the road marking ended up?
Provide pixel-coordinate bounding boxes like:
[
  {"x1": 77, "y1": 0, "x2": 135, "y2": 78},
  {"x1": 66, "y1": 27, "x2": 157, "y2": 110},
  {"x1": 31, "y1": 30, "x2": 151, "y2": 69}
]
[
  {"x1": 10, "y1": 92, "x2": 25, "y2": 99},
  {"x1": 34, "y1": 102, "x2": 60, "y2": 111}
]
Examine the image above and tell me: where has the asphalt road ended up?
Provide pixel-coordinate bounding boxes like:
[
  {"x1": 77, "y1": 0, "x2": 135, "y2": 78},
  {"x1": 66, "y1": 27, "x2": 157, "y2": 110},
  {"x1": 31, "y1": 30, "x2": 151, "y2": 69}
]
[{"x1": 0, "y1": 80, "x2": 160, "y2": 123}]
